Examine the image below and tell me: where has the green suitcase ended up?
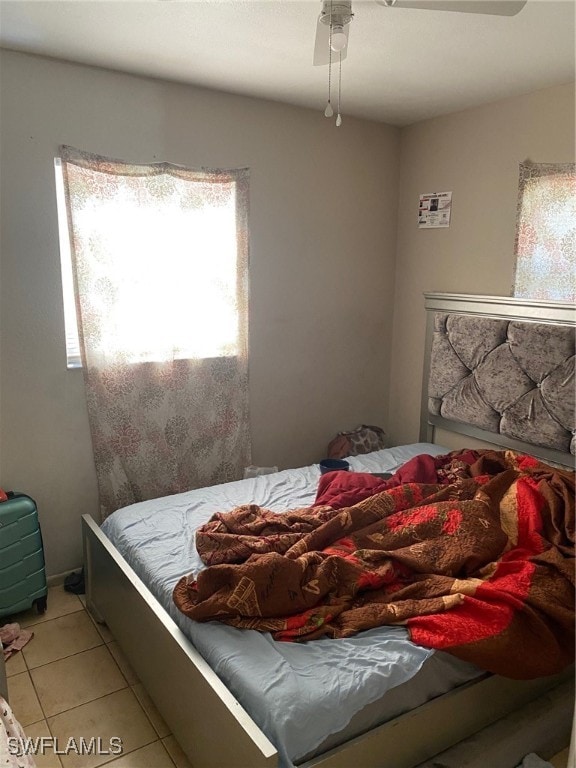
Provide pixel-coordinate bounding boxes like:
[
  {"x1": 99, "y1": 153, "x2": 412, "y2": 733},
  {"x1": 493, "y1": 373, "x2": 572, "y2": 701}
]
[{"x1": 0, "y1": 492, "x2": 48, "y2": 617}]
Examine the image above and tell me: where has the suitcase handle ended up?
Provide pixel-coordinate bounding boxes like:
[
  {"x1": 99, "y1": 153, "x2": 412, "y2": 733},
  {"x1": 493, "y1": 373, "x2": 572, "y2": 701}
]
[{"x1": 1, "y1": 490, "x2": 37, "y2": 505}]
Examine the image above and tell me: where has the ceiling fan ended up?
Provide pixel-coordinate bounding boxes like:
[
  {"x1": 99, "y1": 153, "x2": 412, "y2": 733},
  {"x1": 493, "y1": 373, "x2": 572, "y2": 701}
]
[
  {"x1": 313, "y1": 0, "x2": 528, "y2": 66},
  {"x1": 314, "y1": 0, "x2": 527, "y2": 125}
]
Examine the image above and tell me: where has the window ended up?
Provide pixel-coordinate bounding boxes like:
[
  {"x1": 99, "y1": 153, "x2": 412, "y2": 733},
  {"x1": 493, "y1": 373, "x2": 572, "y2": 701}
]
[
  {"x1": 55, "y1": 149, "x2": 248, "y2": 368},
  {"x1": 55, "y1": 158, "x2": 82, "y2": 367},
  {"x1": 513, "y1": 162, "x2": 576, "y2": 303},
  {"x1": 54, "y1": 147, "x2": 251, "y2": 516}
]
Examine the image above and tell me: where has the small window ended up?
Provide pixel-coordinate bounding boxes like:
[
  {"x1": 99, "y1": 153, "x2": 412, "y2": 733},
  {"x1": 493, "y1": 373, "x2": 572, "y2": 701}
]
[
  {"x1": 55, "y1": 158, "x2": 83, "y2": 367},
  {"x1": 513, "y1": 162, "x2": 576, "y2": 303},
  {"x1": 55, "y1": 149, "x2": 248, "y2": 369}
]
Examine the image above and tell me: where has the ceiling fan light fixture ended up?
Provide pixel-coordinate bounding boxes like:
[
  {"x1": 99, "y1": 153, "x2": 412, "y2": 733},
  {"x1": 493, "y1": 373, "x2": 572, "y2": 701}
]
[
  {"x1": 319, "y1": 1, "x2": 350, "y2": 125},
  {"x1": 320, "y1": 1, "x2": 354, "y2": 27},
  {"x1": 330, "y1": 25, "x2": 348, "y2": 52},
  {"x1": 315, "y1": 0, "x2": 529, "y2": 124}
]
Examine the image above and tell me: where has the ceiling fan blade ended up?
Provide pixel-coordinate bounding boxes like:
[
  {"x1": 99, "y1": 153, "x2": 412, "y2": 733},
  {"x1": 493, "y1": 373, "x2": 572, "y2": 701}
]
[
  {"x1": 313, "y1": 16, "x2": 349, "y2": 66},
  {"x1": 313, "y1": 16, "x2": 330, "y2": 65},
  {"x1": 375, "y1": 0, "x2": 527, "y2": 16}
]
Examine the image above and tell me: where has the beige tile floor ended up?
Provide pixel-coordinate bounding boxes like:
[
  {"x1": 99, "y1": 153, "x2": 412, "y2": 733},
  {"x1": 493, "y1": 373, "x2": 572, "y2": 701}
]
[
  {"x1": 4, "y1": 586, "x2": 571, "y2": 768},
  {"x1": 4, "y1": 585, "x2": 193, "y2": 768}
]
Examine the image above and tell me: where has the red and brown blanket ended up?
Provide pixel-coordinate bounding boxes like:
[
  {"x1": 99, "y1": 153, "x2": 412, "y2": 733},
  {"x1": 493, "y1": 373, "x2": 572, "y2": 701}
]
[{"x1": 173, "y1": 450, "x2": 575, "y2": 679}]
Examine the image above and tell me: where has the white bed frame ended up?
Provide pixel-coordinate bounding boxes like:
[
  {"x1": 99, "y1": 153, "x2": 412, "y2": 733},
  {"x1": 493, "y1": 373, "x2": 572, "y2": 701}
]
[{"x1": 82, "y1": 294, "x2": 575, "y2": 768}]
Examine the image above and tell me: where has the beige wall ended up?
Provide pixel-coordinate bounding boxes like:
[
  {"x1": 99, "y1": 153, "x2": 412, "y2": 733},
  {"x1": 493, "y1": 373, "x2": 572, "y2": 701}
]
[
  {"x1": 388, "y1": 82, "x2": 576, "y2": 447},
  {"x1": 0, "y1": 50, "x2": 400, "y2": 576}
]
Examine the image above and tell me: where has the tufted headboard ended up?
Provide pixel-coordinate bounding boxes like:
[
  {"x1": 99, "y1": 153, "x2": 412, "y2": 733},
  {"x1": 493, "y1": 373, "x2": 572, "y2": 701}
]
[{"x1": 421, "y1": 293, "x2": 575, "y2": 468}]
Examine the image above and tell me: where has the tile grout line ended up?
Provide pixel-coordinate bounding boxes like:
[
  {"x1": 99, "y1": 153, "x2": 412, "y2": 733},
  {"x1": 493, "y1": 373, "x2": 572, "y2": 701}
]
[
  {"x1": 8, "y1": 595, "x2": 112, "y2": 766},
  {"x1": 42, "y1": 607, "x2": 168, "y2": 765},
  {"x1": 77, "y1": 607, "x2": 175, "y2": 740},
  {"x1": 45, "y1": 686, "x2": 161, "y2": 768},
  {"x1": 21, "y1": 604, "x2": 107, "y2": 672},
  {"x1": 23, "y1": 637, "x2": 106, "y2": 672},
  {"x1": 130, "y1": 683, "x2": 172, "y2": 741},
  {"x1": 7, "y1": 603, "x2": 85, "y2": 632},
  {"x1": 7, "y1": 592, "x2": 179, "y2": 767},
  {"x1": 30, "y1": 635, "x2": 131, "y2": 720}
]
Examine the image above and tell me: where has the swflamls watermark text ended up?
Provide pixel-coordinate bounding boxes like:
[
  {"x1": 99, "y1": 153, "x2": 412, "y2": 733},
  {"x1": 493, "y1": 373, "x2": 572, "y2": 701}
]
[{"x1": 7, "y1": 736, "x2": 123, "y2": 757}]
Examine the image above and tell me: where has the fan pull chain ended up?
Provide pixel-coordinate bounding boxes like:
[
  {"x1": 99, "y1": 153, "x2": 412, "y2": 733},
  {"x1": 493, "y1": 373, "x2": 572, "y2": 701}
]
[
  {"x1": 324, "y1": 3, "x2": 334, "y2": 117},
  {"x1": 336, "y1": 51, "x2": 342, "y2": 126}
]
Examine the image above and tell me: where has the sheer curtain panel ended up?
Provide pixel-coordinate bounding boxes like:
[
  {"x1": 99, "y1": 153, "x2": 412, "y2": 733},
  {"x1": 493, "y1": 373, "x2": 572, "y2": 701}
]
[
  {"x1": 513, "y1": 161, "x2": 576, "y2": 302},
  {"x1": 58, "y1": 146, "x2": 251, "y2": 520}
]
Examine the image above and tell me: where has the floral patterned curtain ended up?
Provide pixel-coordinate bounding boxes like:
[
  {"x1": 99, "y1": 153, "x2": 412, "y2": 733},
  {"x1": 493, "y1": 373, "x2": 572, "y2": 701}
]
[
  {"x1": 59, "y1": 146, "x2": 251, "y2": 520},
  {"x1": 513, "y1": 161, "x2": 576, "y2": 302}
]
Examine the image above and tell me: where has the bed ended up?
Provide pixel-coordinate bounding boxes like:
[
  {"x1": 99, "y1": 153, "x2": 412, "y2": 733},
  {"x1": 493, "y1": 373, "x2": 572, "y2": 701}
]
[{"x1": 82, "y1": 292, "x2": 575, "y2": 768}]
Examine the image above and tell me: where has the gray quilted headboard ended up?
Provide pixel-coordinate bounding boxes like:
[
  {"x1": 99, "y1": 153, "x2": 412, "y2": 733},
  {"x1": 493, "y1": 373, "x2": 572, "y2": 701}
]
[{"x1": 421, "y1": 293, "x2": 576, "y2": 468}]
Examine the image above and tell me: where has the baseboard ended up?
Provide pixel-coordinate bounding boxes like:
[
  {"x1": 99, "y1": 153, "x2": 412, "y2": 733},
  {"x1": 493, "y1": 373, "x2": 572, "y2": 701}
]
[{"x1": 47, "y1": 567, "x2": 82, "y2": 587}]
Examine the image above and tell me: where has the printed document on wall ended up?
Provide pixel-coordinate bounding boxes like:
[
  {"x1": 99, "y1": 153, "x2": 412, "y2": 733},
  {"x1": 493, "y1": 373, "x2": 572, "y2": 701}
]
[{"x1": 418, "y1": 191, "x2": 452, "y2": 228}]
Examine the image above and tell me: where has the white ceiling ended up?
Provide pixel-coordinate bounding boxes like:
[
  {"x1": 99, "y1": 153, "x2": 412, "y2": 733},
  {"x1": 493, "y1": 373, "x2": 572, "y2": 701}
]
[{"x1": 0, "y1": 0, "x2": 574, "y2": 126}]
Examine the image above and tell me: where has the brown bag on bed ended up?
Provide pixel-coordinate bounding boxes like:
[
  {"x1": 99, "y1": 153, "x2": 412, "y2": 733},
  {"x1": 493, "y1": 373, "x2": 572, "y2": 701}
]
[{"x1": 326, "y1": 425, "x2": 387, "y2": 459}]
